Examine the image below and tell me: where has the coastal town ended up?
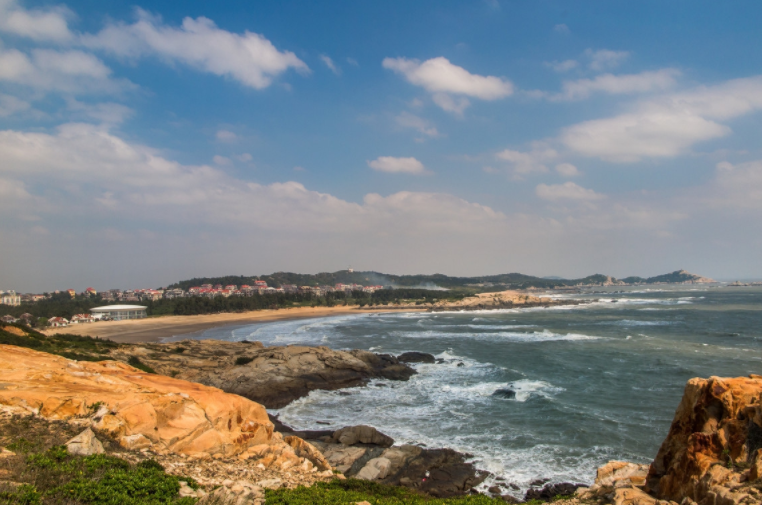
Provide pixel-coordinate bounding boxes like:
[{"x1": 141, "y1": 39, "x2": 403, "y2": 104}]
[{"x1": 0, "y1": 281, "x2": 387, "y2": 327}]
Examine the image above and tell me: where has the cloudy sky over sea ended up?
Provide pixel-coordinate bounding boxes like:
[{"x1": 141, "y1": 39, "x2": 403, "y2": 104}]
[{"x1": 1, "y1": 0, "x2": 761, "y2": 291}]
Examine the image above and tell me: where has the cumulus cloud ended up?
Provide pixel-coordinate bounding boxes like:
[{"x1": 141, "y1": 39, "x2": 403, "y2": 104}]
[
  {"x1": 66, "y1": 100, "x2": 133, "y2": 124},
  {"x1": 554, "y1": 69, "x2": 680, "y2": 101},
  {"x1": 555, "y1": 163, "x2": 580, "y2": 177},
  {"x1": 495, "y1": 145, "x2": 558, "y2": 175},
  {"x1": 0, "y1": 0, "x2": 73, "y2": 42},
  {"x1": 383, "y1": 56, "x2": 513, "y2": 113},
  {"x1": 395, "y1": 111, "x2": 440, "y2": 138},
  {"x1": 367, "y1": 156, "x2": 429, "y2": 175},
  {"x1": 320, "y1": 54, "x2": 341, "y2": 75},
  {"x1": 235, "y1": 153, "x2": 253, "y2": 162},
  {"x1": 586, "y1": 49, "x2": 630, "y2": 71},
  {"x1": 535, "y1": 182, "x2": 605, "y2": 201},
  {"x1": 562, "y1": 76, "x2": 762, "y2": 161},
  {"x1": 553, "y1": 24, "x2": 570, "y2": 35},
  {"x1": 0, "y1": 47, "x2": 132, "y2": 94},
  {"x1": 82, "y1": 9, "x2": 308, "y2": 89}
]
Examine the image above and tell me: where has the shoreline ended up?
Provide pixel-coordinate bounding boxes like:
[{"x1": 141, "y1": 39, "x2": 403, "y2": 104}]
[{"x1": 42, "y1": 305, "x2": 428, "y2": 343}]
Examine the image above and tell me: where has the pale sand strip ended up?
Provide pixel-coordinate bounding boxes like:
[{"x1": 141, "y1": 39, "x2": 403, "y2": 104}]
[{"x1": 42, "y1": 306, "x2": 426, "y2": 344}]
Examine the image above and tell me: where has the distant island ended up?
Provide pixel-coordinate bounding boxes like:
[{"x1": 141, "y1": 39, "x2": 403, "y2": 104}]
[{"x1": 168, "y1": 268, "x2": 715, "y2": 292}]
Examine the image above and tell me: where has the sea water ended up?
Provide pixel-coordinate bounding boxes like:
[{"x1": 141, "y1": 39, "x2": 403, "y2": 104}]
[{"x1": 174, "y1": 285, "x2": 762, "y2": 494}]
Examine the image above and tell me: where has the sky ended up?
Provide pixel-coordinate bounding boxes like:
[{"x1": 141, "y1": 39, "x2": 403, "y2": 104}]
[{"x1": 1, "y1": 0, "x2": 762, "y2": 292}]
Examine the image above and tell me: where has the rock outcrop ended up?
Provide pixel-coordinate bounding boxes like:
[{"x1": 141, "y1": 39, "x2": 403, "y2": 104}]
[
  {"x1": 580, "y1": 375, "x2": 762, "y2": 505},
  {"x1": 273, "y1": 419, "x2": 487, "y2": 497},
  {"x1": 0, "y1": 344, "x2": 329, "y2": 473},
  {"x1": 646, "y1": 375, "x2": 762, "y2": 504},
  {"x1": 110, "y1": 340, "x2": 416, "y2": 408}
]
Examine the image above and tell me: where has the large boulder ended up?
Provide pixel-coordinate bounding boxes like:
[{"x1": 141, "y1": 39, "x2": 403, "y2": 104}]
[
  {"x1": 646, "y1": 375, "x2": 762, "y2": 503},
  {"x1": 0, "y1": 344, "x2": 325, "y2": 472},
  {"x1": 332, "y1": 425, "x2": 395, "y2": 447},
  {"x1": 65, "y1": 428, "x2": 105, "y2": 456},
  {"x1": 110, "y1": 341, "x2": 416, "y2": 409}
]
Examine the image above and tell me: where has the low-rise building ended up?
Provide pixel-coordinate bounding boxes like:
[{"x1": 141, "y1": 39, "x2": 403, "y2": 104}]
[
  {"x1": 49, "y1": 317, "x2": 69, "y2": 327},
  {"x1": 0, "y1": 291, "x2": 21, "y2": 306},
  {"x1": 90, "y1": 305, "x2": 147, "y2": 321}
]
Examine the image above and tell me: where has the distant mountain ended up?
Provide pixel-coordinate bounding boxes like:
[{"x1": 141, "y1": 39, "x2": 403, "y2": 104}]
[{"x1": 167, "y1": 269, "x2": 715, "y2": 291}]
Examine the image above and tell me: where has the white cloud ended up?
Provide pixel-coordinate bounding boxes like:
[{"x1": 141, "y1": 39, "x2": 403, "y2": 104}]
[
  {"x1": 553, "y1": 24, "x2": 570, "y2": 35},
  {"x1": 586, "y1": 49, "x2": 629, "y2": 71},
  {"x1": 82, "y1": 9, "x2": 308, "y2": 89},
  {"x1": 346, "y1": 57, "x2": 358, "y2": 67},
  {"x1": 555, "y1": 163, "x2": 580, "y2": 177},
  {"x1": 554, "y1": 69, "x2": 680, "y2": 101},
  {"x1": 213, "y1": 155, "x2": 231, "y2": 166},
  {"x1": 495, "y1": 145, "x2": 558, "y2": 175},
  {"x1": 235, "y1": 153, "x2": 253, "y2": 162},
  {"x1": 320, "y1": 54, "x2": 341, "y2": 75},
  {"x1": 535, "y1": 182, "x2": 605, "y2": 201},
  {"x1": 704, "y1": 160, "x2": 762, "y2": 210},
  {"x1": 0, "y1": 0, "x2": 73, "y2": 42},
  {"x1": 395, "y1": 111, "x2": 440, "y2": 138},
  {"x1": 216, "y1": 130, "x2": 238, "y2": 142},
  {"x1": 0, "y1": 47, "x2": 131, "y2": 94},
  {"x1": 562, "y1": 76, "x2": 762, "y2": 161},
  {"x1": 0, "y1": 93, "x2": 30, "y2": 116},
  {"x1": 367, "y1": 156, "x2": 429, "y2": 175},
  {"x1": 547, "y1": 59, "x2": 578, "y2": 73},
  {"x1": 383, "y1": 56, "x2": 513, "y2": 113}
]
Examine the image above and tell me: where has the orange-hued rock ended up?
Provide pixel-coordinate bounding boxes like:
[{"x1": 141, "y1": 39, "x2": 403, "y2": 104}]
[
  {"x1": 0, "y1": 344, "x2": 328, "y2": 471},
  {"x1": 647, "y1": 375, "x2": 762, "y2": 503}
]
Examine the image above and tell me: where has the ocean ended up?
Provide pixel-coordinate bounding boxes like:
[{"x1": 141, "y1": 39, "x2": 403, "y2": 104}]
[{"x1": 174, "y1": 284, "x2": 762, "y2": 494}]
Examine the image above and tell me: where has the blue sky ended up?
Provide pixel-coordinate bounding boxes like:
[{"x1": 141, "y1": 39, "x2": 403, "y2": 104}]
[{"x1": 1, "y1": 0, "x2": 761, "y2": 291}]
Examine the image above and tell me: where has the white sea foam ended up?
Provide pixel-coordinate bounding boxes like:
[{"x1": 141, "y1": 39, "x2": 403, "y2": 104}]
[{"x1": 389, "y1": 328, "x2": 601, "y2": 343}]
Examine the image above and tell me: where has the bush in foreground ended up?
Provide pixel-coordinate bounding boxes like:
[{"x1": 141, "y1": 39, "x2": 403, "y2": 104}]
[{"x1": 265, "y1": 479, "x2": 504, "y2": 505}]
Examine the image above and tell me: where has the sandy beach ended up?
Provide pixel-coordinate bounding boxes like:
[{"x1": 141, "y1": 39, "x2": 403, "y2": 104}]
[{"x1": 42, "y1": 306, "x2": 425, "y2": 343}]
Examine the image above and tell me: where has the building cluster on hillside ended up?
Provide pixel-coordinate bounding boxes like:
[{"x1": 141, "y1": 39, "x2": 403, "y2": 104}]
[{"x1": 1, "y1": 281, "x2": 388, "y2": 309}]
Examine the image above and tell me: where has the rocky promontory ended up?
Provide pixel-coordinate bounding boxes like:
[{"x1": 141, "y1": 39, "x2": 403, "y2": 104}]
[{"x1": 110, "y1": 339, "x2": 417, "y2": 408}]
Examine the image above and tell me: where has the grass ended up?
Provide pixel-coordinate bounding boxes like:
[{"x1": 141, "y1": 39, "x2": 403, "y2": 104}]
[
  {"x1": 0, "y1": 323, "x2": 118, "y2": 362},
  {"x1": 0, "y1": 416, "x2": 198, "y2": 505},
  {"x1": 127, "y1": 356, "x2": 156, "y2": 374},
  {"x1": 264, "y1": 479, "x2": 505, "y2": 505}
]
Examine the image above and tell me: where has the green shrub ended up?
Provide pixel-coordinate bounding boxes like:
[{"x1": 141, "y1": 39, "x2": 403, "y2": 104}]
[
  {"x1": 265, "y1": 479, "x2": 504, "y2": 504},
  {"x1": 127, "y1": 356, "x2": 156, "y2": 374}
]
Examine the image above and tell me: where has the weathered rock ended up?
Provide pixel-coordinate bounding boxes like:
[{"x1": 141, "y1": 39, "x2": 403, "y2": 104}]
[
  {"x1": 646, "y1": 375, "x2": 762, "y2": 503},
  {"x1": 381, "y1": 447, "x2": 487, "y2": 497},
  {"x1": 332, "y1": 425, "x2": 395, "y2": 447},
  {"x1": 356, "y1": 457, "x2": 392, "y2": 480},
  {"x1": 110, "y1": 341, "x2": 416, "y2": 409},
  {"x1": 524, "y1": 482, "x2": 584, "y2": 501},
  {"x1": 284, "y1": 435, "x2": 331, "y2": 471},
  {"x1": 397, "y1": 352, "x2": 436, "y2": 364},
  {"x1": 0, "y1": 344, "x2": 325, "y2": 473},
  {"x1": 492, "y1": 388, "x2": 516, "y2": 400},
  {"x1": 312, "y1": 442, "x2": 367, "y2": 474},
  {"x1": 65, "y1": 428, "x2": 105, "y2": 456}
]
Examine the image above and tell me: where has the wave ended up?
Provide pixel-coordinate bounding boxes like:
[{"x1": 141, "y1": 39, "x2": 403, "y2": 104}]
[{"x1": 389, "y1": 329, "x2": 601, "y2": 343}]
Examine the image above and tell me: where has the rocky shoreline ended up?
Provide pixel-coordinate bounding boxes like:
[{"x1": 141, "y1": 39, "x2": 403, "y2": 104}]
[{"x1": 3, "y1": 319, "x2": 762, "y2": 504}]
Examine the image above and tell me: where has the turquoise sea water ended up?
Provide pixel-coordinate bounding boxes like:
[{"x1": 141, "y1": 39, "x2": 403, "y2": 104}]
[{"x1": 174, "y1": 285, "x2": 762, "y2": 494}]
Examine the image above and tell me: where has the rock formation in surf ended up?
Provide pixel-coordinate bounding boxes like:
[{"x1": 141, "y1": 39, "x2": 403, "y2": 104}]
[{"x1": 109, "y1": 339, "x2": 417, "y2": 408}]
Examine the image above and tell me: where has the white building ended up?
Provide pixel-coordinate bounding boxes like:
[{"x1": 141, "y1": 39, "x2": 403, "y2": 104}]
[
  {"x1": 90, "y1": 305, "x2": 147, "y2": 321},
  {"x1": 0, "y1": 291, "x2": 21, "y2": 306}
]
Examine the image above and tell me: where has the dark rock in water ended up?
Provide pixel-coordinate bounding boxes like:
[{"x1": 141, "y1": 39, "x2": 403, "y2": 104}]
[
  {"x1": 316, "y1": 421, "x2": 331, "y2": 425},
  {"x1": 529, "y1": 478, "x2": 550, "y2": 487},
  {"x1": 509, "y1": 483, "x2": 520, "y2": 490},
  {"x1": 383, "y1": 447, "x2": 487, "y2": 497},
  {"x1": 456, "y1": 362, "x2": 465, "y2": 367},
  {"x1": 488, "y1": 485, "x2": 502, "y2": 494},
  {"x1": 110, "y1": 342, "x2": 417, "y2": 409},
  {"x1": 436, "y1": 358, "x2": 445, "y2": 364},
  {"x1": 492, "y1": 388, "x2": 517, "y2": 399},
  {"x1": 397, "y1": 352, "x2": 436, "y2": 364},
  {"x1": 525, "y1": 482, "x2": 584, "y2": 501}
]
